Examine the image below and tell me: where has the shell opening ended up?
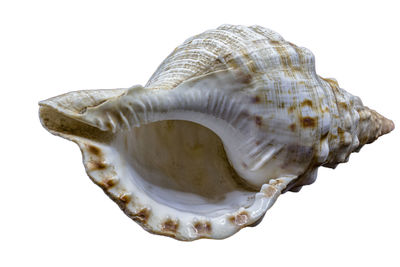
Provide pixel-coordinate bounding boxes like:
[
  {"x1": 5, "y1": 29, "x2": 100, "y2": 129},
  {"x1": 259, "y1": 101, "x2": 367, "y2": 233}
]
[
  {"x1": 113, "y1": 120, "x2": 257, "y2": 217},
  {"x1": 39, "y1": 91, "x2": 282, "y2": 240}
]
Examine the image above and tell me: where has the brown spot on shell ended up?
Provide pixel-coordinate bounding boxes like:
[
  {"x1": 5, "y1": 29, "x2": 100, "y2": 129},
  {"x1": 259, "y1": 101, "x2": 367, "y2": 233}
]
[
  {"x1": 229, "y1": 211, "x2": 249, "y2": 226},
  {"x1": 263, "y1": 186, "x2": 278, "y2": 198},
  {"x1": 301, "y1": 116, "x2": 316, "y2": 128},
  {"x1": 269, "y1": 39, "x2": 281, "y2": 45},
  {"x1": 118, "y1": 192, "x2": 132, "y2": 203},
  {"x1": 193, "y1": 221, "x2": 212, "y2": 235},
  {"x1": 87, "y1": 145, "x2": 102, "y2": 156},
  {"x1": 339, "y1": 102, "x2": 349, "y2": 111},
  {"x1": 87, "y1": 161, "x2": 107, "y2": 171},
  {"x1": 238, "y1": 72, "x2": 252, "y2": 84},
  {"x1": 301, "y1": 99, "x2": 313, "y2": 107},
  {"x1": 289, "y1": 123, "x2": 296, "y2": 131},
  {"x1": 133, "y1": 208, "x2": 150, "y2": 223},
  {"x1": 288, "y1": 105, "x2": 296, "y2": 113},
  {"x1": 269, "y1": 179, "x2": 284, "y2": 187},
  {"x1": 102, "y1": 177, "x2": 118, "y2": 189},
  {"x1": 161, "y1": 219, "x2": 179, "y2": 233},
  {"x1": 105, "y1": 121, "x2": 114, "y2": 130},
  {"x1": 251, "y1": 95, "x2": 261, "y2": 103},
  {"x1": 322, "y1": 77, "x2": 339, "y2": 89},
  {"x1": 255, "y1": 116, "x2": 262, "y2": 126},
  {"x1": 320, "y1": 131, "x2": 329, "y2": 142}
]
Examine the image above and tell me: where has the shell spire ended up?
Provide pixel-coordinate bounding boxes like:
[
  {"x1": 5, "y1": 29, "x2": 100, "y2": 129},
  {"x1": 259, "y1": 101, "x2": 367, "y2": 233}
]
[
  {"x1": 39, "y1": 25, "x2": 394, "y2": 240},
  {"x1": 357, "y1": 106, "x2": 394, "y2": 145}
]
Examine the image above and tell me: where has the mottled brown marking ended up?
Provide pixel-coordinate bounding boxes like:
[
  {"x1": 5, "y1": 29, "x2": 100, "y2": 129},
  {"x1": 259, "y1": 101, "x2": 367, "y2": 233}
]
[
  {"x1": 193, "y1": 221, "x2": 212, "y2": 235},
  {"x1": 278, "y1": 102, "x2": 285, "y2": 108},
  {"x1": 229, "y1": 211, "x2": 249, "y2": 226},
  {"x1": 105, "y1": 121, "x2": 113, "y2": 130},
  {"x1": 289, "y1": 123, "x2": 297, "y2": 131},
  {"x1": 263, "y1": 186, "x2": 278, "y2": 198},
  {"x1": 251, "y1": 95, "x2": 261, "y2": 103},
  {"x1": 255, "y1": 140, "x2": 261, "y2": 145},
  {"x1": 88, "y1": 161, "x2": 107, "y2": 171},
  {"x1": 242, "y1": 162, "x2": 248, "y2": 168},
  {"x1": 339, "y1": 102, "x2": 348, "y2": 110},
  {"x1": 322, "y1": 77, "x2": 339, "y2": 89},
  {"x1": 301, "y1": 99, "x2": 313, "y2": 107},
  {"x1": 102, "y1": 177, "x2": 118, "y2": 189},
  {"x1": 118, "y1": 192, "x2": 131, "y2": 203},
  {"x1": 239, "y1": 73, "x2": 252, "y2": 84},
  {"x1": 255, "y1": 116, "x2": 262, "y2": 126},
  {"x1": 269, "y1": 39, "x2": 281, "y2": 45},
  {"x1": 133, "y1": 208, "x2": 150, "y2": 223},
  {"x1": 161, "y1": 219, "x2": 179, "y2": 233},
  {"x1": 288, "y1": 105, "x2": 296, "y2": 113},
  {"x1": 301, "y1": 117, "x2": 316, "y2": 128},
  {"x1": 87, "y1": 145, "x2": 102, "y2": 156},
  {"x1": 320, "y1": 131, "x2": 329, "y2": 141},
  {"x1": 269, "y1": 179, "x2": 284, "y2": 187}
]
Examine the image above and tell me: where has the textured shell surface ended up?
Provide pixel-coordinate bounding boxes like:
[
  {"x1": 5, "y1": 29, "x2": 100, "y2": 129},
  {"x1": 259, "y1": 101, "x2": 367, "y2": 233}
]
[{"x1": 39, "y1": 24, "x2": 394, "y2": 241}]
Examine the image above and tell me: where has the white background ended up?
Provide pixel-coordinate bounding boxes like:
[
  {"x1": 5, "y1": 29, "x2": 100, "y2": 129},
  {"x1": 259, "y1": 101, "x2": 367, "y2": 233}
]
[{"x1": 1, "y1": 0, "x2": 399, "y2": 266}]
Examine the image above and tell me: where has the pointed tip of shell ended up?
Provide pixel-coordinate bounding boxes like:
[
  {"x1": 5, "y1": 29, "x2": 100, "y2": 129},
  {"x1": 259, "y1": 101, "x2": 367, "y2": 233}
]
[
  {"x1": 380, "y1": 117, "x2": 395, "y2": 136},
  {"x1": 369, "y1": 109, "x2": 395, "y2": 139},
  {"x1": 356, "y1": 106, "x2": 395, "y2": 147}
]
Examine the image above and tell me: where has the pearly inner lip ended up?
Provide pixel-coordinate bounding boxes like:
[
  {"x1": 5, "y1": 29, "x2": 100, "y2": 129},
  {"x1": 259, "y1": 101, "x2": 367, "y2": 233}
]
[{"x1": 112, "y1": 120, "x2": 257, "y2": 217}]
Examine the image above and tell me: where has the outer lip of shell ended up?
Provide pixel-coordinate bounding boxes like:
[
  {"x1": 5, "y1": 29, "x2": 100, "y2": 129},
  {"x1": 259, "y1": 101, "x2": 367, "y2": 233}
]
[{"x1": 78, "y1": 140, "x2": 295, "y2": 241}]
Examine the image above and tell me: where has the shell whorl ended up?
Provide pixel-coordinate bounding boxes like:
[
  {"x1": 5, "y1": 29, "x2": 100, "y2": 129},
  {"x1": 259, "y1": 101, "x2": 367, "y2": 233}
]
[{"x1": 145, "y1": 24, "x2": 394, "y2": 172}]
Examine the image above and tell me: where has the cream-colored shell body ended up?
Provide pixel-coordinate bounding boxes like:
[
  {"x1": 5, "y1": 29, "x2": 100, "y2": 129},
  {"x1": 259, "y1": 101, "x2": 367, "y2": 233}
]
[{"x1": 39, "y1": 25, "x2": 394, "y2": 240}]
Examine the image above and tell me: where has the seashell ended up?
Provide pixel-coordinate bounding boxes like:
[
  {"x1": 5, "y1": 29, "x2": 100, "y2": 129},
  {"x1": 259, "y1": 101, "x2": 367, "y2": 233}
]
[{"x1": 39, "y1": 25, "x2": 394, "y2": 241}]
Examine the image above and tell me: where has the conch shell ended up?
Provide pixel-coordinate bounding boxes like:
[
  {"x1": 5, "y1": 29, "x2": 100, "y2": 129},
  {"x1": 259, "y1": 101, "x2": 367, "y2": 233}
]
[{"x1": 39, "y1": 25, "x2": 394, "y2": 240}]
